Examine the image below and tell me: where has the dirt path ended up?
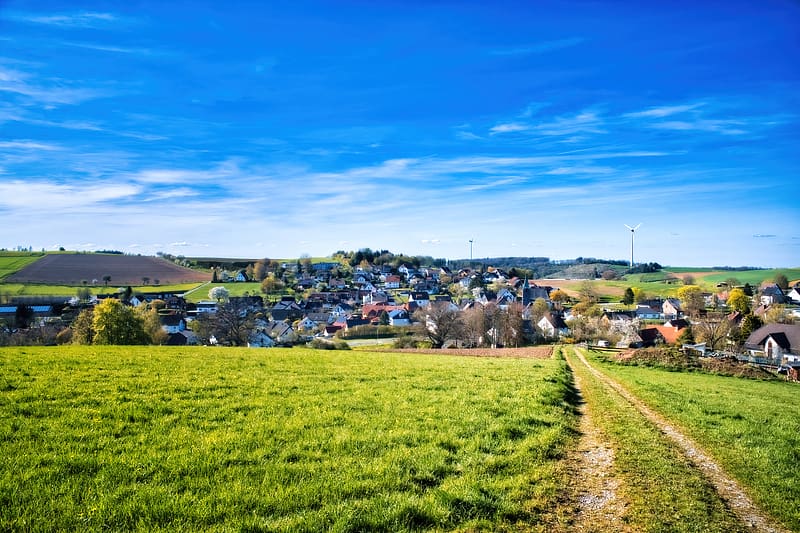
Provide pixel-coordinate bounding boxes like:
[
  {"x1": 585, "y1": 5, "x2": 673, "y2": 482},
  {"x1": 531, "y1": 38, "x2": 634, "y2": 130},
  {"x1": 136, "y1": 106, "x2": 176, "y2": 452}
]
[
  {"x1": 572, "y1": 348, "x2": 789, "y2": 533},
  {"x1": 567, "y1": 371, "x2": 631, "y2": 532}
]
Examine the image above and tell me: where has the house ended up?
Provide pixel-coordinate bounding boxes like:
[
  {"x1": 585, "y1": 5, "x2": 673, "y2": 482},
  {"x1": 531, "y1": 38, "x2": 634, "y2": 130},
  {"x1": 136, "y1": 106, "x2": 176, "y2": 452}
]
[
  {"x1": 635, "y1": 305, "x2": 662, "y2": 320},
  {"x1": 269, "y1": 300, "x2": 304, "y2": 321},
  {"x1": 159, "y1": 314, "x2": 186, "y2": 334},
  {"x1": 264, "y1": 320, "x2": 296, "y2": 344},
  {"x1": 384, "y1": 275, "x2": 402, "y2": 289},
  {"x1": 247, "y1": 330, "x2": 275, "y2": 348},
  {"x1": 408, "y1": 292, "x2": 430, "y2": 307},
  {"x1": 388, "y1": 309, "x2": 410, "y2": 326},
  {"x1": 537, "y1": 313, "x2": 569, "y2": 338},
  {"x1": 648, "y1": 319, "x2": 690, "y2": 344},
  {"x1": 638, "y1": 327, "x2": 666, "y2": 347},
  {"x1": 194, "y1": 300, "x2": 218, "y2": 314},
  {"x1": 744, "y1": 323, "x2": 800, "y2": 364},
  {"x1": 662, "y1": 298, "x2": 683, "y2": 320},
  {"x1": 760, "y1": 284, "x2": 787, "y2": 306},
  {"x1": 522, "y1": 283, "x2": 551, "y2": 306},
  {"x1": 234, "y1": 270, "x2": 250, "y2": 282},
  {"x1": 787, "y1": 286, "x2": 800, "y2": 305},
  {"x1": 166, "y1": 330, "x2": 199, "y2": 346}
]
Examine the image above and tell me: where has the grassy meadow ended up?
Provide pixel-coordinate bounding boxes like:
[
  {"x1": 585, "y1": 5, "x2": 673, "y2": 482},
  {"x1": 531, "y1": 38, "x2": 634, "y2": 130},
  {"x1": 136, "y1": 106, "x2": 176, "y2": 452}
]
[
  {"x1": 0, "y1": 346, "x2": 576, "y2": 532},
  {"x1": 0, "y1": 253, "x2": 45, "y2": 281},
  {"x1": 586, "y1": 349, "x2": 800, "y2": 531}
]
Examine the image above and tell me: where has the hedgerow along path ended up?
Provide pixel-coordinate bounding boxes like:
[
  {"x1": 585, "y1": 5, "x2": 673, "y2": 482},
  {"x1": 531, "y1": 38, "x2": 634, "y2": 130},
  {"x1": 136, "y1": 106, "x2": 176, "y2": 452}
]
[{"x1": 564, "y1": 346, "x2": 790, "y2": 533}]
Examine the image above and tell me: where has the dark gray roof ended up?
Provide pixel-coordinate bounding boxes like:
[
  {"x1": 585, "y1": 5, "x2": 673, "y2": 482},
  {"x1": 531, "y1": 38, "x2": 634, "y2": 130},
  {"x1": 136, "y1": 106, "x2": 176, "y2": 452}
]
[{"x1": 745, "y1": 323, "x2": 800, "y2": 354}]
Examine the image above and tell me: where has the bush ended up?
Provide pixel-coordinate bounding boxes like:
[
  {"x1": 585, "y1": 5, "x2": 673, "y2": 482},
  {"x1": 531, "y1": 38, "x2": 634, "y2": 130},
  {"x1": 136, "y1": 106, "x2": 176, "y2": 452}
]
[
  {"x1": 309, "y1": 337, "x2": 351, "y2": 350},
  {"x1": 392, "y1": 336, "x2": 422, "y2": 349}
]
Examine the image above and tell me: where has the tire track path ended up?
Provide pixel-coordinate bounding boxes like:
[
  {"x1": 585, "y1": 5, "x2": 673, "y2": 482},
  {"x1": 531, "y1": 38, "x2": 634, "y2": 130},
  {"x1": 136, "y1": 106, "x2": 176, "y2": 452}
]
[{"x1": 572, "y1": 347, "x2": 788, "y2": 533}]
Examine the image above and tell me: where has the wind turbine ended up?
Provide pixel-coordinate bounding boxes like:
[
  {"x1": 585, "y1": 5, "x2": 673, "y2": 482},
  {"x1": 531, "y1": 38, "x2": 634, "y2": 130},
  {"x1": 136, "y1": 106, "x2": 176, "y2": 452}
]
[{"x1": 624, "y1": 224, "x2": 641, "y2": 268}]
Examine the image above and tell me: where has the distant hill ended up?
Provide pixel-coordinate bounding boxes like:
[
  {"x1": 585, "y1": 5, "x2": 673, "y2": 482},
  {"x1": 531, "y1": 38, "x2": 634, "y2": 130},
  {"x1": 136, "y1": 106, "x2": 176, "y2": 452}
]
[{"x1": 6, "y1": 254, "x2": 210, "y2": 286}]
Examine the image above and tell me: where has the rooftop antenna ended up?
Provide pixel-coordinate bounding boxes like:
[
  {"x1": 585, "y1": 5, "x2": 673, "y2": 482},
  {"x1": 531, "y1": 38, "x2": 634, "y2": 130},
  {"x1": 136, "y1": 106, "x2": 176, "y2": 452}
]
[{"x1": 624, "y1": 224, "x2": 641, "y2": 268}]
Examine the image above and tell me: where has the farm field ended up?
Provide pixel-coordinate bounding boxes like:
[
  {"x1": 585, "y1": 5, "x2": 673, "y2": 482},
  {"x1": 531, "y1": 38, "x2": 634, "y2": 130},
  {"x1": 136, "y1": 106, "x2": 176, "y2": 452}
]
[
  {"x1": 584, "y1": 349, "x2": 800, "y2": 531},
  {"x1": 0, "y1": 253, "x2": 45, "y2": 281},
  {"x1": 5, "y1": 254, "x2": 210, "y2": 286},
  {"x1": 542, "y1": 267, "x2": 799, "y2": 301},
  {"x1": 0, "y1": 346, "x2": 576, "y2": 532}
]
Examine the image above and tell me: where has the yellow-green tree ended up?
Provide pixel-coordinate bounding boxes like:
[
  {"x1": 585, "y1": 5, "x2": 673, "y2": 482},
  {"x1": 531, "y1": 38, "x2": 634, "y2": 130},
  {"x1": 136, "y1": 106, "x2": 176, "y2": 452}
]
[
  {"x1": 677, "y1": 285, "x2": 705, "y2": 317},
  {"x1": 92, "y1": 298, "x2": 148, "y2": 345},
  {"x1": 727, "y1": 288, "x2": 751, "y2": 313}
]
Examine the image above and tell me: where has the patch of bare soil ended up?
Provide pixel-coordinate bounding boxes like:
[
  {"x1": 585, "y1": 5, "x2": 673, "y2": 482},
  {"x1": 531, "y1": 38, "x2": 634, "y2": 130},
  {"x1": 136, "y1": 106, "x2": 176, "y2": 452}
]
[
  {"x1": 574, "y1": 349, "x2": 790, "y2": 533},
  {"x1": 6, "y1": 254, "x2": 210, "y2": 285}
]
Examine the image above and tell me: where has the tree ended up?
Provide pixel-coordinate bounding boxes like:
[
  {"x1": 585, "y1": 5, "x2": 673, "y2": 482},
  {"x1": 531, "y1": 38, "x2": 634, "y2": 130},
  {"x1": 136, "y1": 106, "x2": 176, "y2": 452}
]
[
  {"x1": 682, "y1": 274, "x2": 695, "y2": 286},
  {"x1": 578, "y1": 281, "x2": 598, "y2": 304},
  {"x1": 764, "y1": 304, "x2": 793, "y2": 325},
  {"x1": 530, "y1": 298, "x2": 550, "y2": 324},
  {"x1": 260, "y1": 275, "x2": 285, "y2": 298},
  {"x1": 138, "y1": 307, "x2": 168, "y2": 345},
  {"x1": 724, "y1": 277, "x2": 741, "y2": 289},
  {"x1": 677, "y1": 285, "x2": 705, "y2": 317},
  {"x1": 102, "y1": 275, "x2": 111, "y2": 287},
  {"x1": 743, "y1": 283, "x2": 754, "y2": 297},
  {"x1": 774, "y1": 273, "x2": 789, "y2": 291},
  {"x1": 92, "y1": 298, "x2": 148, "y2": 345},
  {"x1": 501, "y1": 302, "x2": 525, "y2": 348},
  {"x1": 676, "y1": 326, "x2": 695, "y2": 345},
  {"x1": 550, "y1": 289, "x2": 570, "y2": 310},
  {"x1": 253, "y1": 259, "x2": 269, "y2": 282},
  {"x1": 76, "y1": 287, "x2": 92, "y2": 302},
  {"x1": 413, "y1": 302, "x2": 463, "y2": 348},
  {"x1": 71, "y1": 308, "x2": 94, "y2": 345},
  {"x1": 622, "y1": 287, "x2": 635, "y2": 306},
  {"x1": 209, "y1": 286, "x2": 230, "y2": 302},
  {"x1": 212, "y1": 299, "x2": 257, "y2": 346},
  {"x1": 693, "y1": 313, "x2": 732, "y2": 351},
  {"x1": 15, "y1": 304, "x2": 34, "y2": 329},
  {"x1": 142, "y1": 277, "x2": 150, "y2": 285},
  {"x1": 631, "y1": 287, "x2": 646, "y2": 304},
  {"x1": 727, "y1": 288, "x2": 750, "y2": 314}
]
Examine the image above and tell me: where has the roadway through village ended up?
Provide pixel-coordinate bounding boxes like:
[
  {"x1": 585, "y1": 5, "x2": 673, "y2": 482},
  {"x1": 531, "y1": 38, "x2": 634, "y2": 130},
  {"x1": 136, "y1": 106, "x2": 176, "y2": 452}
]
[{"x1": 563, "y1": 347, "x2": 789, "y2": 533}]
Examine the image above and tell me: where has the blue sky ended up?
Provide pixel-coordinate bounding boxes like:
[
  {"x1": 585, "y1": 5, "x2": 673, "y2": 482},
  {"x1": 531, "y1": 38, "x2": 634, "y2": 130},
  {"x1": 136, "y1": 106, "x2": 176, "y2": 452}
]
[{"x1": 1, "y1": 1, "x2": 798, "y2": 267}]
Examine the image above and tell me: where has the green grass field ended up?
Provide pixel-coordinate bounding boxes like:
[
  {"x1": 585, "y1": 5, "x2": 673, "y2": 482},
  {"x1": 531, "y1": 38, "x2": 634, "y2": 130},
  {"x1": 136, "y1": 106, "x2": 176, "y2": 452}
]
[
  {"x1": 586, "y1": 349, "x2": 800, "y2": 531},
  {"x1": 0, "y1": 346, "x2": 576, "y2": 532},
  {"x1": 0, "y1": 253, "x2": 45, "y2": 281}
]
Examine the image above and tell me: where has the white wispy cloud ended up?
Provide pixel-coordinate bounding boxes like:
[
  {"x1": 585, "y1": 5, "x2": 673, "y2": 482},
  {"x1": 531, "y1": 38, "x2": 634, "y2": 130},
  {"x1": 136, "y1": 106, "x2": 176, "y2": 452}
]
[
  {"x1": 489, "y1": 37, "x2": 585, "y2": 56},
  {"x1": 6, "y1": 11, "x2": 118, "y2": 28},
  {"x1": 0, "y1": 66, "x2": 113, "y2": 106},
  {"x1": 0, "y1": 180, "x2": 141, "y2": 210},
  {"x1": 0, "y1": 140, "x2": 62, "y2": 151},
  {"x1": 649, "y1": 119, "x2": 747, "y2": 135},
  {"x1": 534, "y1": 111, "x2": 606, "y2": 136},
  {"x1": 60, "y1": 41, "x2": 153, "y2": 55},
  {"x1": 624, "y1": 103, "x2": 703, "y2": 118},
  {"x1": 489, "y1": 122, "x2": 529, "y2": 135}
]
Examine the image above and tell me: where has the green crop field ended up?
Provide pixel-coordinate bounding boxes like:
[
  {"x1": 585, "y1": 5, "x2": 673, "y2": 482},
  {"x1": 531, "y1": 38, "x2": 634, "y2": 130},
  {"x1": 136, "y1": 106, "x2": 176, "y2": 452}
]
[
  {"x1": 0, "y1": 253, "x2": 44, "y2": 281},
  {"x1": 586, "y1": 350, "x2": 800, "y2": 531},
  {"x1": 0, "y1": 346, "x2": 576, "y2": 532}
]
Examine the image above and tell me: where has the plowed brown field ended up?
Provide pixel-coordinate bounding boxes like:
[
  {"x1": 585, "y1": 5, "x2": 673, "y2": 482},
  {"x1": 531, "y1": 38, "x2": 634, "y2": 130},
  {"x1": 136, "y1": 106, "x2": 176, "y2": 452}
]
[{"x1": 6, "y1": 254, "x2": 210, "y2": 285}]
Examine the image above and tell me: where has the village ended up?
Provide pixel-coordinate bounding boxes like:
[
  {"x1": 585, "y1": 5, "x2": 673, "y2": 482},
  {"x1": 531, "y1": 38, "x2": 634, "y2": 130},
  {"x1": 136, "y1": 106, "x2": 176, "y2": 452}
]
[{"x1": 3, "y1": 257, "x2": 799, "y2": 376}]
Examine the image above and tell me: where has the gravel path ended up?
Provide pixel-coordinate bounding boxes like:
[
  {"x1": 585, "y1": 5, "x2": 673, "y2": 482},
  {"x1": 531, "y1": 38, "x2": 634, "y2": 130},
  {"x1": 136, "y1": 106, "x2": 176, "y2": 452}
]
[
  {"x1": 573, "y1": 348, "x2": 789, "y2": 533},
  {"x1": 568, "y1": 371, "x2": 632, "y2": 532}
]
